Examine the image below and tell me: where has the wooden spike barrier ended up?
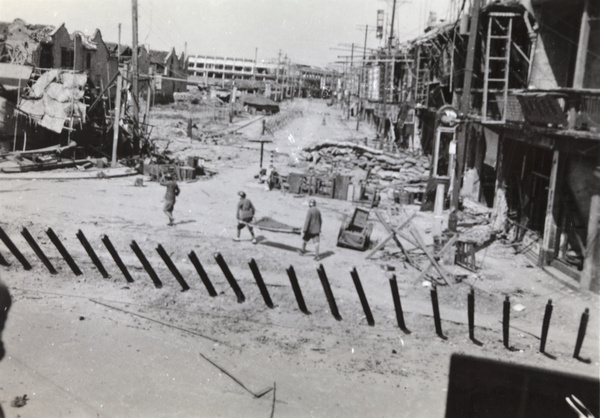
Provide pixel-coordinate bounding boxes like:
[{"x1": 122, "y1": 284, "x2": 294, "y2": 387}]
[
  {"x1": 76, "y1": 230, "x2": 110, "y2": 278},
  {"x1": 249, "y1": 258, "x2": 274, "y2": 308},
  {"x1": 188, "y1": 251, "x2": 217, "y2": 297},
  {"x1": 503, "y1": 296, "x2": 510, "y2": 349},
  {"x1": 0, "y1": 250, "x2": 10, "y2": 267},
  {"x1": 213, "y1": 252, "x2": 245, "y2": 303},
  {"x1": 430, "y1": 286, "x2": 445, "y2": 338},
  {"x1": 102, "y1": 235, "x2": 134, "y2": 283},
  {"x1": 0, "y1": 225, "x2": 31, "y2": 270},
  {"x1": 130, "y1": 240, "x2": 162, "y2": 288},
  {"x1": 286, "y1": 265, "x2": 310, "y2": 315},
  {"x1": 573, "y1": 308, "x2": 590, "y2": 360},
  {"x1": 46, "y1": 228, "x2": 82, "y2": 276},
  {"x1": 468, "y1": 287, "x2": 475, "y2": 341},
  {"x1": 539, "y1": 299, "x2": 553, "y2": 353},
  {"x1": 389, "y1": 275, "x2": 409, "y2": 332},
  {"x1": 156, "y1": 244, "x2": 190, "y2": 291},
  {"x1": 21, "y1": 227, "x2": 57, "y2": 274},
  {"x1": 317, "y1": 264, "x2": 342, "y2": 321},
  {"x1": 350, "y1": 267, "x2": 374, "y2": 326}
]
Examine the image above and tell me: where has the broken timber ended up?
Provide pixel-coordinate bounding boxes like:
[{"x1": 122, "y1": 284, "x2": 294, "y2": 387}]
[
  {"x1": 367, "y1": 212, "x2": 416, "y2": 260},
  {"x1": 373, "y1": 210, "x2": 418, "y2": 268},
  {"x1": 416, "y1": 235, "x2": 458, "y2": 284}
]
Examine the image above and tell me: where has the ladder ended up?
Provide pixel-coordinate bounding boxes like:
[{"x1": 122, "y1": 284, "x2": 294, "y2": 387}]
[
  {"x1": 482, "y1": 12, "x2": 518, "y2": 123},
  {"x1": 413, "y1": 46, "x2": 429, "y2": 106}
]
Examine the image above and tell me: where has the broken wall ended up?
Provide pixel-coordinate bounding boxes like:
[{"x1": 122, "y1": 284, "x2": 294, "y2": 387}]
[{"x1": 528, "y1": 0, "x2": 584, "y2": 88}]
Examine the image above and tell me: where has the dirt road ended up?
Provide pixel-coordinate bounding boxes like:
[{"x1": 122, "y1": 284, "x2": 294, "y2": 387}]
[{"x1": 0, "y1": 99, "x2": 597, "y2": 417}]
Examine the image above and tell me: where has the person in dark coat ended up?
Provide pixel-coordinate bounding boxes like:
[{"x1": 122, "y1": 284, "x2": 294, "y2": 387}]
[
  {"x1": 0, "y1": 279, "x2": 12, "y2": 418},
  {"x1": 300, "y1": 199, "x2": 322, "y2": 260},
  {"x1": 235, "y1": 191, "x2": 257, "y2": 243},
  {"x1": 160, "y1": 173, "x2": 180, "y2": 226}
]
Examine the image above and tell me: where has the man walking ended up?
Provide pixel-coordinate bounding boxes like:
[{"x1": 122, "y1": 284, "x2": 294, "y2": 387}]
[
  {"x1": 160, "y1": 173, "x2": 180, "y2": 226},
  {"x1": 300, "y1": 199, "x2": 322, "y2": 260},
  {"x1": 235, "y1": 191, "x2": 257, "y2": 243}
]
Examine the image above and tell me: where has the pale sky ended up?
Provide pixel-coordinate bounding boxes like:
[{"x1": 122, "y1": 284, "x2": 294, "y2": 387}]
[{"x1": 0, "y1": 0, "x2": 457, "y2": 67}]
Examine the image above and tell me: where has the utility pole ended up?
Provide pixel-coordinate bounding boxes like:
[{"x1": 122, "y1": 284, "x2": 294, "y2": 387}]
[
  {"x1": 357, "y1": 25, "x2": 368, "y2": 131},
  {"x1": 253, "y1": 47, "x2": 258, "y2": 81},
  {"x1": 131, "y1": 0, "x2": 140, "y2": 152},
  {"x1": 276, "y1": 49, "x2": 282, "y2": 101},
  {"x1": 117, "y1": 23, "x2": 121, "y2": 65},
  {"x1": 348, "y1": 43, "x2": 354, "y2": 120},
  {"x1": 286, "y1": 56, "x2": 291, "y2": 100},
  {"x1": 451, "y1": 0, "x2": 482, "y2": 211},
  {"x1": 112, "y1": 74, "x2": 122, "y2": 168}
]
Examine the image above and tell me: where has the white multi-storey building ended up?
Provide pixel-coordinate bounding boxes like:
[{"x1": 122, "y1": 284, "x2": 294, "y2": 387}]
[{"x1": 187, "y1": 55, "x2": 278, "y2": 84}]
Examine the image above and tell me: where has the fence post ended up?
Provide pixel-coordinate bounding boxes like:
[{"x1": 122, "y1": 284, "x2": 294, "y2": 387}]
[
  {"x1": 503, "y1": 296, "x2": 510, "y2": 349},
  {"x1": 101, "y1": 235, "x2": 134, "y2": 283},
  {"x1": 286, "y1": 265, "x2": 310, "y2": 314},
  {"x1": 249, "y1": 258, "x2": 274, "y2": 308},
  {"x1": 188, "y1": 251, "x2": 217, "y2": 296},
  {"x1": 468, "y1": 287, "x2": 475, "y2": 341},
  {"x1": 430, "y1": 285, "x2": 444, "y2": 338},
  {"x1": 0, "y1": 226, "x2": 31, "y2": 270},
  {"x1": 317, "y1": 264, "x2": 342, "y2": 321},
  {"x1": 130, "y1": 240, "x2": 162, "y2": 288},
  {"x1": 389, "y1": 275, "x2": 408, "y2": 332},
  {"x1": 573, "y1": 308, "x2": 589, "y2": 360},
  {"x1": 214, "y1": 252, "x2": 245, "y2": 303},
  {"x1": 350, "y1": 267, "x2": 374, "y2": 326},
  {"x1": 156, "y1": 244, "x2": 190, "y2": 291},
  {"x1": 539, "y1": 299, "x2": 553, "y2": 353},
  {"x1": 46, "y1": 228, "x2": 82, "y2": 276},
  {"x1": 76, "y1": 230, "x2": 109, "y2": 278}
]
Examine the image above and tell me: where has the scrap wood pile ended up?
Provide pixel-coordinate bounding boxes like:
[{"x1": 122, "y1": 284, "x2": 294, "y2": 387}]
[{"x1": 300, "y1": 141, "x2": 431, "y2": 187}]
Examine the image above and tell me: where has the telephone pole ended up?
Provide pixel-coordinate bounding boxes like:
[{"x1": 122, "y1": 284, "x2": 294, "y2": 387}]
[
  {"x1": 347, "y1": 43, "x2": 354, "y2": 120},
  {"x1": 131, "y1": 0, "x2": 140, "y2": 152},
  {"x1": 276, "y1": 49, "x2": 282, "y2": 101},
  {"x1": 357, "y1": 25, "x2": 368, "y2": 131}
]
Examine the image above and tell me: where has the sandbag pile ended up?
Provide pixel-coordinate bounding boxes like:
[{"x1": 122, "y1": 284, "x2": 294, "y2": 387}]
[{"x1": 301, "y1": 141, "x2": 431, "y2": 186}]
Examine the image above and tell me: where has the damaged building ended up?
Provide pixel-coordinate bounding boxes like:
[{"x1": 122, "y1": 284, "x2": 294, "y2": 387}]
[{"x1": 355, "y1": 0, "x2": 599, "y2": 290}]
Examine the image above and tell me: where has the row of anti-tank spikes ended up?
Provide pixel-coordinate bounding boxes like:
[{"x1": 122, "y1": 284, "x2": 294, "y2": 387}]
[{"x1": 0, "y1": 225, "x2": 592, "y2": 363}]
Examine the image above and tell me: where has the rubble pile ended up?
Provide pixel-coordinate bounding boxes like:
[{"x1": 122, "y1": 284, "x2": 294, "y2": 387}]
[{"x1": 301, "y1": 141, "x2": 431, "y2": 186}]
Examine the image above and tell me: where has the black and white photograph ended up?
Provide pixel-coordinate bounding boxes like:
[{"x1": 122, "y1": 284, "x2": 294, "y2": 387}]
[{"x1": 0, "y1": 0, "x2": 598, "y2": 416}]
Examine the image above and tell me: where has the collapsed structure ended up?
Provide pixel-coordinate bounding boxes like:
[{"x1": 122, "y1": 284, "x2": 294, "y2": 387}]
[
  {"x1": 341, "y1": 0, "x2": 599, "y2": 290},
  {"x1": 0, "y1": 18, "x2": 188, "y2": 165}
]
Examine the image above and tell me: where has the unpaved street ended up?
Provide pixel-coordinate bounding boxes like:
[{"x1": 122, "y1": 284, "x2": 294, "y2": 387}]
[{"x1": 0, "y1": 99, "x2": 598, "y2": 417}]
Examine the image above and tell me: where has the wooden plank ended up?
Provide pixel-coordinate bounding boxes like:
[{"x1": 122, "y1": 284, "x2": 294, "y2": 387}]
[
  {"x1": 374, "y1": 211, "x2": 418, "y2": 268},
  {"x1": 392, "y1": 210, "x2": 451, "y2": 285},
  {"x1": 539, "y1": 149, "x2": 559, "y2": 266},
  {"x1": 416, "y1": 235, "x2": 458, "y2": 282}
]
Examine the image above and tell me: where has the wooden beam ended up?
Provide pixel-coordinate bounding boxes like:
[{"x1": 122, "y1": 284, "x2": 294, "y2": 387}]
[
  {"x1": 539, "y1": 149, "x2": 559, "y2": 266},
  {"x1": 111, "y1": 74, "x2": 122, "y2": 168}
]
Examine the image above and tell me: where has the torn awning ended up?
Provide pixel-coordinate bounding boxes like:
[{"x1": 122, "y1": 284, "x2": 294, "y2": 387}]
[
  {"x1": 0, "y1": 63, "x2": 33, "y2": 91},
  {"x1": 515, "y1": 93, "x2": 568, "y2": 128}
]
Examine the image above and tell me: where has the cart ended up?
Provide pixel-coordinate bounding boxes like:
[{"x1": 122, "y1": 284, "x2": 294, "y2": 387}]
[{"x1": 336, "y1": 207, "x2": 373, "y2": 251}]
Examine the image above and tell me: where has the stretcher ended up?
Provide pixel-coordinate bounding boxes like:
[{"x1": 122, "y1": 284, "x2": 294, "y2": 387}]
[{"x1": 243, "y1": 217, "x2": 302, "y2": 235}]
